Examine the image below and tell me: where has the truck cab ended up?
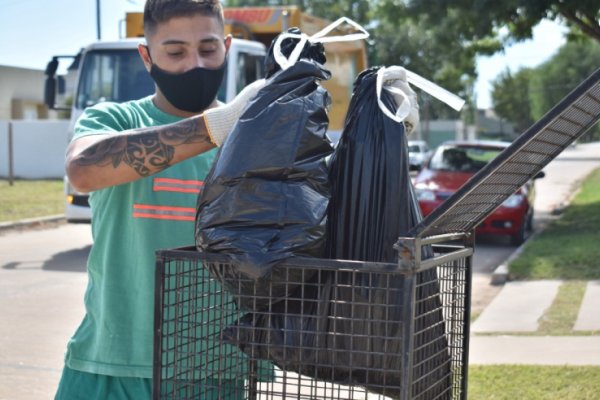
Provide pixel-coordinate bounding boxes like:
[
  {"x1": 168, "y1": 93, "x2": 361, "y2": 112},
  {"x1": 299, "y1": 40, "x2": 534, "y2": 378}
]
[{"x1": 45, "y1": 37, "x2": 265, "y2": 222}]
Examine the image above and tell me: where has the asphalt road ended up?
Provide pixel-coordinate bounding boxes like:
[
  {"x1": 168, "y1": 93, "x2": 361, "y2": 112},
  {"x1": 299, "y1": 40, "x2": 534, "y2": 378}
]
[
  {"x1": 1, "y1": 142, "x2": 599, "y2": 399},
  {"x1": 0, "y1": 223, "x2": 90, "y2": 400}
]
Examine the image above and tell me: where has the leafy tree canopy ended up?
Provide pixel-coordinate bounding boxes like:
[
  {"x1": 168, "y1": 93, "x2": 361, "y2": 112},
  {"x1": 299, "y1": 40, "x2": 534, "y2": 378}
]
[
  {"x1": 529, "y1": 39, "x2": 600, "y2": 119},
  {"x1": 491, "y1": 39, "x2": 600, "y2": 139},
  {"x1": 404, "y1": 0, "x2": 600, "y2": 44}
]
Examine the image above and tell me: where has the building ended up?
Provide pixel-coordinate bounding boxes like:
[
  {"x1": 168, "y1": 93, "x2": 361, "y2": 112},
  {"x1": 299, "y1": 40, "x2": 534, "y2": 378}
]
[
  {"x1": 411, "y1": 108, "x2": 516, "y2": 150},
  {"x1": 0, "y1": 65, "x2": 50, "y2": 119},
  {"x1": 0, "y1": 61, "x2": 77, "y2": 121},
  {"x1": 476, "y1": 109, "x2": 517, "y2": 140},
  {"x1": 1, "y1": 65, "x2": 72, "y2": 179}
]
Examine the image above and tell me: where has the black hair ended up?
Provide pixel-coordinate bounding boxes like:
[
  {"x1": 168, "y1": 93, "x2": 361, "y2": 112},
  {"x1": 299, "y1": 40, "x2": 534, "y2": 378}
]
[{"x1": 143, "y1": 0, "x2": 224, "y2": 37}]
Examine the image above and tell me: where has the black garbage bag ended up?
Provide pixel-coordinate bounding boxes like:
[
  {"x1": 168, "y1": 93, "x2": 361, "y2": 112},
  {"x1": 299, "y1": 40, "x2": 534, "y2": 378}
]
[
  {"x1": 195, "y1": 30, "x2": 334, "y2": 311},
  {"x1": 224, "y1": 67, "x2": 451, "y2": 399}
]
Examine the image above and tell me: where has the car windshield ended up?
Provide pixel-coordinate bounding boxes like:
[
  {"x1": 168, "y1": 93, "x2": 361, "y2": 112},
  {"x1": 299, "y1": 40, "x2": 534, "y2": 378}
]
[{"x1": 429, "y1": 145, "x2": 503, "y2": 172}]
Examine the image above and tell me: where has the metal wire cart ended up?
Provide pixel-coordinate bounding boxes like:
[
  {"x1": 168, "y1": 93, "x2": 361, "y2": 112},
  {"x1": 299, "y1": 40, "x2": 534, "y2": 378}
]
[{"x1": 153, "y1": 67, "x2": 600, "y2": 400}]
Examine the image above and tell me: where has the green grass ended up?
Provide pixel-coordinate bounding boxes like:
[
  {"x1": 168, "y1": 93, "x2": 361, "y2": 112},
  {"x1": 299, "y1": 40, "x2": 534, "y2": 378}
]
[
  {"x1": 509, "y1": 167, "x2": 600, "y2": 280},
  {"x1": 537, "y1": 281, "x2": 588, "y2": 335},
  {"x1": 469, "y1": 365, "x2": 600, "y2": 399},
  {"x1": 0, "y1": 179, "x2": 63, "y2": 222}
]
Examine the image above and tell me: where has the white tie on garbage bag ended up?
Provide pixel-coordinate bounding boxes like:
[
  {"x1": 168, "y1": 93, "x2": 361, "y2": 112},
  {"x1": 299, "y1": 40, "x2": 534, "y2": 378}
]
[
  {"x1": 376, "y1": 66, "x2": 466, "y2": 134},
  {"x1": 273, "y1": 17, "x2": 370, "y2": 71}
]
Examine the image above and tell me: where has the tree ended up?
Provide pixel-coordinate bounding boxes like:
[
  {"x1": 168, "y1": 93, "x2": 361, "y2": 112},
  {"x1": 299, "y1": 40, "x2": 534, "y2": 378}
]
[
  {"x1": 490, "y1": 68, "x2": 534, "y2": 134},
  {"x1": 530, "y1": 39, "x2": 600, "y2": 141},
  {"x1": 529, "y1": 39, "x2": 600, "y2": 119},
  {"x1": 404, "y1": 0, "x2": 600, "y2": 44},
  {"x1": 369, "y1": 5, "x2": 503, "y2": 120},
  {"x1": 490, "y1": 39, "x2": 600, "y2": 140}
]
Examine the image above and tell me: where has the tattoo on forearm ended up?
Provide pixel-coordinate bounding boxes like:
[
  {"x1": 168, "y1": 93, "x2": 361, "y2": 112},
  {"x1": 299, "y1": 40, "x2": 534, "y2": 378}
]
[{"x1": 76, "y1": 118, "x2": 209, "y2": 177}]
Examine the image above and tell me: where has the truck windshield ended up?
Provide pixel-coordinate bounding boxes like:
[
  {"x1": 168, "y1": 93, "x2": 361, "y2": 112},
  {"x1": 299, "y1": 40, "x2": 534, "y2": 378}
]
[{"x1": 76, "y1": 49, "x2": 155, "y2": 109}]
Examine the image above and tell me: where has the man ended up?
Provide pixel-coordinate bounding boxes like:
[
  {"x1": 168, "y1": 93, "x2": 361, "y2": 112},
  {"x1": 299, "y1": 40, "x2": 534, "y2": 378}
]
[{"x1": 55, "y1": 0, "x2": 264, "y2": 398}]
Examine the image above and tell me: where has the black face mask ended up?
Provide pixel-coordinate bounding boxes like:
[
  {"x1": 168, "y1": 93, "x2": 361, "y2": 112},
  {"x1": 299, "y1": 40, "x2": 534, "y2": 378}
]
[{"x1": 149, "y1": 59, "x2": 227, "y2": 113}]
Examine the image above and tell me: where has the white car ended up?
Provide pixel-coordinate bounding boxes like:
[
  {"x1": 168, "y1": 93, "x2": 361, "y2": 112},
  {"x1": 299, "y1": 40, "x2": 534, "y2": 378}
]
[{"x1": 408, "y1": 140, "x2": 432, "y2": 171}]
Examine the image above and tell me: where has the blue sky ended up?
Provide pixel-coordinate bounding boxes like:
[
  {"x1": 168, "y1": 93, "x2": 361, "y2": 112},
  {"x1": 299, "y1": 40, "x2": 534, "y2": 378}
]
[
  {"x1": 0, "y1": 0, "x2": 145, "y2": 70},
  {"x1": 0, "y1": 0, "x2": 566, "y2": 108}
]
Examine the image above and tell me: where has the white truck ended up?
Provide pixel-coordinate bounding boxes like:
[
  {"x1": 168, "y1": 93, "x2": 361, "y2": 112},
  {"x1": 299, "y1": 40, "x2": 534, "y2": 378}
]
[{"x1": 44, "y1": 37, "x2": 265, "y2": 222}]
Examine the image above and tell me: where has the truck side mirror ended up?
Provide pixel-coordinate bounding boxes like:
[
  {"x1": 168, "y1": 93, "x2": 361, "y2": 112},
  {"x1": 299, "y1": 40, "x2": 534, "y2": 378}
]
[
  {"x1": 45, "y1": 57, "x2": 59, "y2": 75},
  {"x1": 44, "y1": 77, "x2": 57, "y2": 109},
  {"x1": 44, "y1": 57, "x2": 70, "y2": 111},
  {"x1": 44, "y1": 58, "x2": 59, "y2": 109}
]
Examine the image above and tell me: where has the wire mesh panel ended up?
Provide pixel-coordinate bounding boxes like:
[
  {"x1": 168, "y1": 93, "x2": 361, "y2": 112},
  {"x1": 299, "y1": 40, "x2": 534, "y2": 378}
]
[
  {"x1": 410, "y1": 67, "x2": 600, "y2": 238},
  {"x1": 153, "y1": 240, "x2": 472, "y2": 400}
]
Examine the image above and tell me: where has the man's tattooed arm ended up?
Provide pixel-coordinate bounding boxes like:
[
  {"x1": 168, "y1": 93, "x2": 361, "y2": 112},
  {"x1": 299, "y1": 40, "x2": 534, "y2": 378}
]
[{"x1": 66, "y1": 115, "x2": 214, "y2": 192}]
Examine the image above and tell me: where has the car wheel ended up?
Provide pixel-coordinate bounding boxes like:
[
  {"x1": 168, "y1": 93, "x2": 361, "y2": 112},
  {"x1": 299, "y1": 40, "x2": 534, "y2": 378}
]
[
  {"x1": 526, "y1": 210, "x2": 534, "y2": 232},
  {"x1": 510, "y1": 222, "x2": 527, "y2": 246},
  {"x1": 511, "y1": 211, "x2": 533, "y2": 246}
]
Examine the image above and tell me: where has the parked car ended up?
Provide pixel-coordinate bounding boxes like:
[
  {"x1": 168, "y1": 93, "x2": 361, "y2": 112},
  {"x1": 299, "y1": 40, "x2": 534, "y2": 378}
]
[
  {"x1": 407, "y1": 140, "x2": 432, "y2": 171},
  {"x1": 413, "y1": 140, "x2": 545, "y2": 245}
]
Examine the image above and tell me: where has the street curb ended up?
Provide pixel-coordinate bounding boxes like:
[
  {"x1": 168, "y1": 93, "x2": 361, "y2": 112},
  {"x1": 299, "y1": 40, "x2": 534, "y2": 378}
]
[{"x1": 0, "y1": 215, "x2": 66, "y2": 233}]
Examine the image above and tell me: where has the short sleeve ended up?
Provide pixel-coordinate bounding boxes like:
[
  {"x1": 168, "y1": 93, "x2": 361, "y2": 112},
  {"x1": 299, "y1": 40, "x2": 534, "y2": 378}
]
[{"x1": 73, "y1": 102, "x2": 131, "y2": 141}]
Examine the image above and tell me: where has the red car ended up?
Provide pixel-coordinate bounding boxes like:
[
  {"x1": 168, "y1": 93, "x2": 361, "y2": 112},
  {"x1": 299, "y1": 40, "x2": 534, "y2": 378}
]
[{"x1": 413, "y1": 140, "x2": 545, "y2": 245}]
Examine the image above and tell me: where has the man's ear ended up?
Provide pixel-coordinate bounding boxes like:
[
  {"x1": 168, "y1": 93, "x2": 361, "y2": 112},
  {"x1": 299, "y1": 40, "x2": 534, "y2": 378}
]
[
  {"x1": 138, "y1": 44, "x2": 152, "y2": 72},
  {"x1": 224, "y1": 34, "x2": 232, "y2": 53}
]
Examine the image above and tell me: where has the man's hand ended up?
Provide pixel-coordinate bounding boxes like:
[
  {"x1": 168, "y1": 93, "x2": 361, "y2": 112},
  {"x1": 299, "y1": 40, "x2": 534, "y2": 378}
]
[{"x1": 203, "y1": 78, "x2": 267, "y2": 146}]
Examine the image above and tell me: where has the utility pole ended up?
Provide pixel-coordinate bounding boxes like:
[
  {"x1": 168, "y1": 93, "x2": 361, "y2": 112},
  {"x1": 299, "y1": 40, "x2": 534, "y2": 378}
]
[{"x1": 96, "y1": 0, "x2": 101, "y2": 40}]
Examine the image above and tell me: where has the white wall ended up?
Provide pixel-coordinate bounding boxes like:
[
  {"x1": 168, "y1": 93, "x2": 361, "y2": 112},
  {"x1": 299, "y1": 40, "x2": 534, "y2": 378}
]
[{"x1": 0, "y1": 120, "x2": 70, "y2": 179}]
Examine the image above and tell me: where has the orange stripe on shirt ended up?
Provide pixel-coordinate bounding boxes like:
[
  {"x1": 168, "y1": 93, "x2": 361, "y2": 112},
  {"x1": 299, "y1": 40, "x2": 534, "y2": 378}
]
[
  {"x1": 154, "y1": 178, "x2": 204, "y2": 185},
  {"x1": 132, "y1": 203, "x2": 196, "y2": 222},
  {"x1": 132, "y1": 212, "x2": 195, "y2": 221},
  {"x1": 153, "y1": 177, "x2": 204, "y2": 193},
  {"x1": 153, "y1": 187, "x2": 202, "y2": 194},
  {"x1": 133, "y1": 204, "x2": 196, "y2": 213}
]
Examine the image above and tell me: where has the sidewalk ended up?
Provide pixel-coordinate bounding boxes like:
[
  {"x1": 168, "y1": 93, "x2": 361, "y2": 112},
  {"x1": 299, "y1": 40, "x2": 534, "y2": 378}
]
[
  {"x1": 469, "y1": 336, "x2": 600, "y2": 365},
  {"x1": 469, "y1": 280, "x2": 600, "y2": 365}
]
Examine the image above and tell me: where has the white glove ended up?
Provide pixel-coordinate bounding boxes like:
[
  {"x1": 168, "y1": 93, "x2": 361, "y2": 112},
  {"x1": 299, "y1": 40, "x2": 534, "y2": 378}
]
[
  {"x1": 204, "y1": 79, "x2": 267, "y2": 146},
  {"x1": 379, "y1": 67, "x2": 420, "y2": 135}
]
